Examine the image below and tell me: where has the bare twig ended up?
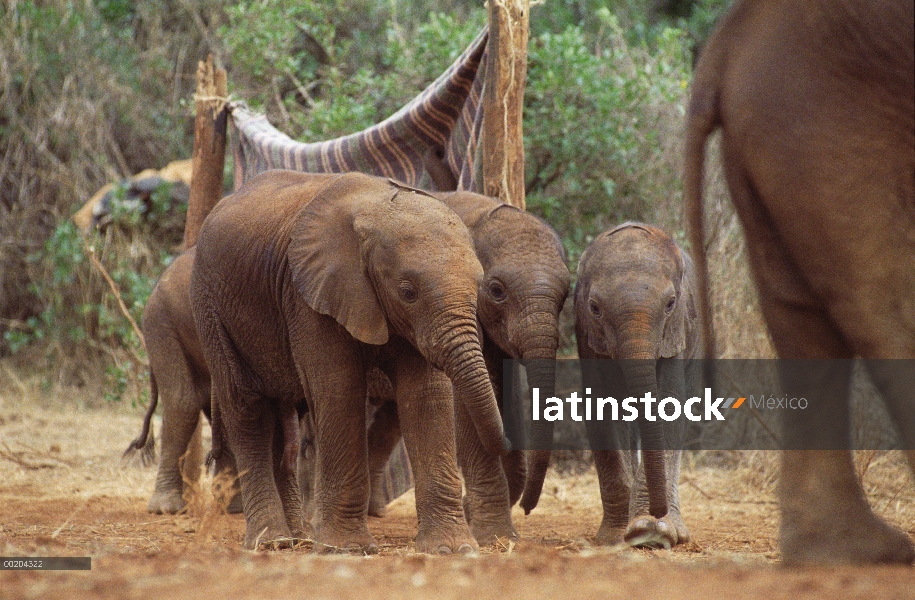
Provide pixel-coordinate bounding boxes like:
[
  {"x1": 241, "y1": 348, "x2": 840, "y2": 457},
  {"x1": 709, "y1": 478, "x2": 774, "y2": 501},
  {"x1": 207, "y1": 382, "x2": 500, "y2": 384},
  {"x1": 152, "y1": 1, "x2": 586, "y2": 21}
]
[
  {"x1": 681, "y1": 474, "x2": 714, "y2": 500},
  {"x1": 52, "y1": 498, "x2": 90, "y2": 538},
  {"x1": 81, "y1": 238, "x2": 145, "y2": 349}
]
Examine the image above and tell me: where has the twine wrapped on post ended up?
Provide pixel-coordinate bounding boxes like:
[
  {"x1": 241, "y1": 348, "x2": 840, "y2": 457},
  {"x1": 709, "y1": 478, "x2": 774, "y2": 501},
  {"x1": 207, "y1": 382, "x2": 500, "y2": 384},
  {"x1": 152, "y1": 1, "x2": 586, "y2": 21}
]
[
  {"x1": 483, "y1": 0, "x2": 529, "y2": 210},
  {"x1": 184, "y1": 55, "x2": 228, "y2": 250}
]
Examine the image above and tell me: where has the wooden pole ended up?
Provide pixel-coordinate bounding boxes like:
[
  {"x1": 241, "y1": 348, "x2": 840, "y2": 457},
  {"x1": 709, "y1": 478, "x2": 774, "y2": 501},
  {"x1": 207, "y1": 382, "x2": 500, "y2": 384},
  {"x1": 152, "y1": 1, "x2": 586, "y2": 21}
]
[
  {"x1": 183, "y1": 55, "x2": 228, "y2": 250},
  {"x1": 483, "y1": 0, "x2": 529, "y2": 210},
  {"x1": 181, "y1": 55, "x2": 227, "y2": 487}
]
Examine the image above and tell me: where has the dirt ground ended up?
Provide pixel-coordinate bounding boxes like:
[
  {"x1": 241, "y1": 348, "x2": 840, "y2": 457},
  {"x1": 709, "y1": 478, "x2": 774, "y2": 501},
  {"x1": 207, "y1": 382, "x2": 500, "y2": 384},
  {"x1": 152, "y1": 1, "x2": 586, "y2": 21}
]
[{"x1": 1, "y1": 372, "x2": 914, "y2": 599}]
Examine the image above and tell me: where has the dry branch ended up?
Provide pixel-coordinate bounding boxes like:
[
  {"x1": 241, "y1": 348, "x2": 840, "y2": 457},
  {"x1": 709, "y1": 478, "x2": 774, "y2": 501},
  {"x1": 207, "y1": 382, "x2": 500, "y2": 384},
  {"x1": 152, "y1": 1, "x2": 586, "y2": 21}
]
[{"x1": 82, "y1": 238, "x2": 146, "y2": 351}]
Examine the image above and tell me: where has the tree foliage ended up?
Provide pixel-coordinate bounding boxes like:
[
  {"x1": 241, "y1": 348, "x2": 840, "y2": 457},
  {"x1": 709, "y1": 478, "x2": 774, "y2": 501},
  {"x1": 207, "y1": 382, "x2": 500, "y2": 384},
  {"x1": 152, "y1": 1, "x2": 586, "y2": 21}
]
[{"x1": 1, "y1": 0, "x2": 738, "y2": 389}]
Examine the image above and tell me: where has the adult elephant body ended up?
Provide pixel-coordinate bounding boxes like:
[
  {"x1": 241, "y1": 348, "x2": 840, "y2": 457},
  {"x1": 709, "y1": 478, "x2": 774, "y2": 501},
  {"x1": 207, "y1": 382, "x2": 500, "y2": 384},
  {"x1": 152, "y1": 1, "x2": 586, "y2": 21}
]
[
  {"x1": 192, "y1": 170, "x2": 505, "y2": 552},
  {"x1": 685, "y1": 0, "x2": 915, "y2": 564}
]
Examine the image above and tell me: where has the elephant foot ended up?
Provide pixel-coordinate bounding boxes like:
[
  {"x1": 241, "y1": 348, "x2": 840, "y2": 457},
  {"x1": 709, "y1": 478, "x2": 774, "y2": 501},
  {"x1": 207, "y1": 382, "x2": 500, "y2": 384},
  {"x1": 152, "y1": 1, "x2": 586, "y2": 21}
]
[
  {"x1": 463, "y1": 494, "x2": 518, "y2": 546},
  {"x1": 313, "y1": 525, "x2": 378, "y2": 555},
  {"x1": 667, "y1": 510, "x2": 690, "y2": 545},
  {"x1": 595, "y1": 520, "x2": 626, "y2": 546},
  {"x1": 623, "y1": 515, "x2": 677, "y2": 550},
  {"x1": 779, "y1": 451, "x2": 915, "y2": 565},
  {"x1": 244, "y1": 522, "x2": 294, "y2": 551},
  {"x1": 415, "y1": 525, "x2": 479, "y2": 555},
  {"x1": 780, "y1": 508, "x2": 914, "y2": 566},
  {"x1": 148, "y1": 489, "x2": 186, "y2": 514}
]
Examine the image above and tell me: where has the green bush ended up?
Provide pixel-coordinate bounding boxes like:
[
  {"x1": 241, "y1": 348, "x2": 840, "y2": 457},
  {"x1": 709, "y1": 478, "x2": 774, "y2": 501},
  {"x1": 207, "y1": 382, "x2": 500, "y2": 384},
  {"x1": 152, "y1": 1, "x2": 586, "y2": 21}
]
[
  {"x1": 525, "y1": 11, "x2": 692, "y2": 265},
  {"x1": 4, "y1": 0, "x2": 764, "y2": 385}
]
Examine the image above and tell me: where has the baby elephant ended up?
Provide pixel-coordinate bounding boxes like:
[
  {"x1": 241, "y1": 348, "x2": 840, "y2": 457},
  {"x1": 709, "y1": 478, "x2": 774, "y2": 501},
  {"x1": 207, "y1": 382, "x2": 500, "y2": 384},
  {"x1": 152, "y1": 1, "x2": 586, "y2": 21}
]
[
  {"x1": 123, "y1": 248, "x2": 241, "y2": 515},
  {"x1": 574, "y1": 222, "x2": 701, "y2": 549}
]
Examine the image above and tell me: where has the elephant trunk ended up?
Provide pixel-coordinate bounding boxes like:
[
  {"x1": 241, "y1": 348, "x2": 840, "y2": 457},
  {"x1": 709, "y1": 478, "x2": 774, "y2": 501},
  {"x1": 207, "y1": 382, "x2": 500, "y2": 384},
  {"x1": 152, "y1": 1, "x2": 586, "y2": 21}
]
[
  {"x1": 436, "y1": 318, "x2": 507, "y2": 457},
  {"x1": 618, "y1": 322, "x2": 669, "y2": 520},
  {"x1": 517, "y1": 313, "x2": 561, "y2": 515}
]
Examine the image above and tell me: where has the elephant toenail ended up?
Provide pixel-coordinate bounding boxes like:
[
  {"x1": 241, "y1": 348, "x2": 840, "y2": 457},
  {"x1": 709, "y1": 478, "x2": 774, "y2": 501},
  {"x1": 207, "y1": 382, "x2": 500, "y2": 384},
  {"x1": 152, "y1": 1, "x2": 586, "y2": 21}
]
[
  {"x1": 436, "y1": 546, "x2": 453, "y2": 555},
  {"x1": 457, "y1": 544, "x2": 476, "y2": 555}
]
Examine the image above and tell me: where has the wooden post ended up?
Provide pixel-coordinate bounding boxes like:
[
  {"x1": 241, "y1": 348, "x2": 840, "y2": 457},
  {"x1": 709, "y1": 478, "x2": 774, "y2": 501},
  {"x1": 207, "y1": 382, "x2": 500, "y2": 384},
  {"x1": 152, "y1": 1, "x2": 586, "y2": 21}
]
[
  {"x1": 181, "y1": 55, "x2": 227, "y2": 488},
  {"x1": 483, "y1": 0, "x2": 529, "y2": 210},
  {"x1": 183, "y1": 55, "x2": 228, "y2": 250}
]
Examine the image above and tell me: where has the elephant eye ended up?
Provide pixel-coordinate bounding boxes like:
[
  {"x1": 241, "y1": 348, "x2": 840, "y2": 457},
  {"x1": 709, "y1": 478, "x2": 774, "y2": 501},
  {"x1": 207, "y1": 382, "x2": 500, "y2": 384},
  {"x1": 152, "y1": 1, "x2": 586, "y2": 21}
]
[
  {"x1": 488, "y1": 280, "x2": 507, "y2": 302},
  {"x1": 665, "y1": 295, "x2": 677, "y2": 314},
  {"x1": 588, "y1": 299, "x2": 601, "y2": 317},
  {"x1": 399, "y1": 282, "x2": 418, "y2": 303}
]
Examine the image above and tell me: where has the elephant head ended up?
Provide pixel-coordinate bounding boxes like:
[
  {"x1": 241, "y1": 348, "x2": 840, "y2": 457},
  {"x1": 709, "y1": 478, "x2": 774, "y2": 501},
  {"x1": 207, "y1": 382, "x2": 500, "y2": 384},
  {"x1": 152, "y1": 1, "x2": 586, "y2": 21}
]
[
  {"x1": 287, "y1": 173, "x2": 506, "y2": 456},
  {"x1": 439, "y1": 192, "x2": 570, "y2": 507}
]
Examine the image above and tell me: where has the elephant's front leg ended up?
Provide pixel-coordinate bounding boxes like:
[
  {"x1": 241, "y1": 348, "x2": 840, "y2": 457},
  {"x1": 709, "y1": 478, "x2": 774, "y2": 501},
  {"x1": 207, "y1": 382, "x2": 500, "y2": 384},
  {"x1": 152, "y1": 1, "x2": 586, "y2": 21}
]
[
  {"x1": 592, "y1": 448, "x2": 634, "y2": 546},
  {"x1": 394, "y1": 351, "x2": 477, "y2": 554},
  {"x1": 455, "y1": 401, "x2": 517, "y2": 545},
  {"x1": 626, "y1": 449, "x2": 683, "y2": 549}
]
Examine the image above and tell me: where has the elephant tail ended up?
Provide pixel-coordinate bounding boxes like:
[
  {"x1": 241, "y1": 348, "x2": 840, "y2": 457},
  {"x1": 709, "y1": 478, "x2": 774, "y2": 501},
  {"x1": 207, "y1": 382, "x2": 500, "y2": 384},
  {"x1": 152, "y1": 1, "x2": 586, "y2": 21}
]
[
  {"x1": 684, "y1": 9, "x2": 731, "y2": 364},
  {"x1": 122, "y1": 370, "x2": 159, "y2": 467}
]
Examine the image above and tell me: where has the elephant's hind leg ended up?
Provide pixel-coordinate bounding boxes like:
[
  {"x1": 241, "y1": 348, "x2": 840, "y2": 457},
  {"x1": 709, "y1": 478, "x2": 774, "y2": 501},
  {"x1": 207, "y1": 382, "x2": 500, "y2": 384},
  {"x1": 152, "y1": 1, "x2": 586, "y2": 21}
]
[
  {"x1": 731, "y1": 161, "x2": 914, "y2": 565},
  {"x1": 148, "y1": 383, "x2": 201, "y2": 514},
  {"x1": 366, "y1": 400, "x2": 402, "y2": 518},
  {"x1": 225, "y1": 397, "x2": 294, "y2": 550},
  {"x1": 272, "y1": 404, "x2": 307, "y2": 540}
]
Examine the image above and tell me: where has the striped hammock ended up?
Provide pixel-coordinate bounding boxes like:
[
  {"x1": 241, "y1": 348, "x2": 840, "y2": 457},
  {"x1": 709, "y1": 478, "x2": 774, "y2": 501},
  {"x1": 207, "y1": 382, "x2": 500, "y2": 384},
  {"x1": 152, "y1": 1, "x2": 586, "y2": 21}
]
[{"x1": 229, "y1": 27, "x2": 492, "y2": 506}]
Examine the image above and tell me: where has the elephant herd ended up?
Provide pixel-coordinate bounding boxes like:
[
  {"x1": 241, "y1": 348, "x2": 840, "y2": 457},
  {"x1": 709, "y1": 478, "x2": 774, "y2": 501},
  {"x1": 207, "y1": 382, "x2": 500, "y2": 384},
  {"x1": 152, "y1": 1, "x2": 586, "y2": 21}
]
[
  {"x1": 125, "y1": 169, "x2": 693, "y2": 553},
  {"x1": 123, "y1": 0, "x2": 914, "y2": 566}
]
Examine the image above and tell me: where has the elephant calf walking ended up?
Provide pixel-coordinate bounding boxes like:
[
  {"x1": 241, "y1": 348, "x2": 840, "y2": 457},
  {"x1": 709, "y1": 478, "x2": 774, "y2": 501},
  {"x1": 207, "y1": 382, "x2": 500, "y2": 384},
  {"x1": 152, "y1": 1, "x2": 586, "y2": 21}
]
[
  {"x1": 191, "y1": 171, "x2": 506, "y2": 552},
  {"x1": 124, "y1": 248, "x2": 241, "y2": 515},
  {"x1": 524, "y1": 222, "x2": 701, "y2": 549}
]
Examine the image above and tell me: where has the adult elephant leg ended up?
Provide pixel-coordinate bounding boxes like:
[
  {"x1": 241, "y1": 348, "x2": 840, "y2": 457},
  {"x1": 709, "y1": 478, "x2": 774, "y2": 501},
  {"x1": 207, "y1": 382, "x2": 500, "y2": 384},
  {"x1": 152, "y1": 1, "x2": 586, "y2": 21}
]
[
  {"x1": 728, "y1": 158, "x2": 914, "y2": 565},
  {"x1": 392, "y1": 343, "x2": 477, "y2": 554},
  {"x1": 366, "y1": 400, "x2": 402, "y2": 518}
]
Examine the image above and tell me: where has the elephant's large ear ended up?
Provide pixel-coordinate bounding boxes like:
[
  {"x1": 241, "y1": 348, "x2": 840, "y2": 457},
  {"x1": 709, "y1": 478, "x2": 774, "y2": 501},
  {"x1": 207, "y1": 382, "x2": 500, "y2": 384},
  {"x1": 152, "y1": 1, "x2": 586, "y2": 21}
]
[
  {"x1": 287, "y1": 173, "x2": 396, "y2": 345},
  {"x1": 660, "y1": 246, "x2": 696, "y2": 358}
]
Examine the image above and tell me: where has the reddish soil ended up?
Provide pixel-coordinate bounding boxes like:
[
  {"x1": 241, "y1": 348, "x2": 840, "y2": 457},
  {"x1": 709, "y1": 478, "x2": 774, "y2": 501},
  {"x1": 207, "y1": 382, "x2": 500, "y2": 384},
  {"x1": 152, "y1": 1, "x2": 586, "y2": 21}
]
[{"x1": 1, "y1": 393, "x2": 914, "y2": 599}]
